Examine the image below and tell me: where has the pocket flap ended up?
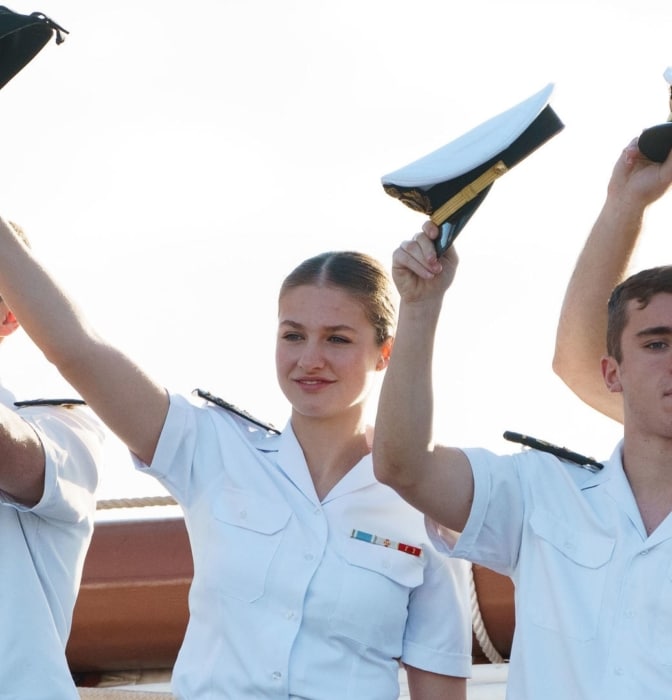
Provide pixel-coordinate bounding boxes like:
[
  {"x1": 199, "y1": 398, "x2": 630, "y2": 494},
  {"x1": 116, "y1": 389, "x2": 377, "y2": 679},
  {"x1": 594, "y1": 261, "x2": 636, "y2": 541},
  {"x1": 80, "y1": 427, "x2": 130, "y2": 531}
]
[
  {"x1": 212, "y1": 487, "x2": 291, "y2": 534},
  {"x1": 339, "y1": 536, "x2": 424, "y2": 587},
  {"x1": 530, "y1": 509, "x2": 614, "y2": 568}
]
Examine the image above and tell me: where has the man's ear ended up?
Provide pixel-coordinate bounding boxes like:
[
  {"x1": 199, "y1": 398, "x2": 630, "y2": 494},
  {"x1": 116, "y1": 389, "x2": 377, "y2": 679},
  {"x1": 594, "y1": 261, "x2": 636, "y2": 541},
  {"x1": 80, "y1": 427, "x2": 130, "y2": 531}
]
[
  {"x1": 376, "y1": 337, "x2": 394, "y2": 371},
  {"x1": 601, "y1": 355, "x2": 623, "y2": 393},
  {"x1": 0, "y1": 308, "x2": 20, "y2": 338}
]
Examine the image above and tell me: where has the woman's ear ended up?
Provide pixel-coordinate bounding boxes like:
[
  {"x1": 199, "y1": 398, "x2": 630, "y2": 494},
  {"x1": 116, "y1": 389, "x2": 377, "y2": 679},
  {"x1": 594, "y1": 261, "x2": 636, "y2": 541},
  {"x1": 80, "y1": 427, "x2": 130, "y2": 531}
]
[
  {"x1": 601, "y1": 355, "x2": 623, "y2": 393},
  {"x1": 376, "y1": 338, "x2": 394, "y2": 371}
]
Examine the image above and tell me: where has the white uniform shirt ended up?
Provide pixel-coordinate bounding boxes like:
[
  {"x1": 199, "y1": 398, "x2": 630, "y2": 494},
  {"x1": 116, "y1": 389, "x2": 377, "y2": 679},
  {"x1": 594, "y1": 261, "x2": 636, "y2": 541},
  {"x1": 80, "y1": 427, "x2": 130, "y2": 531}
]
[
  {"x1": 138, "y1": 393, "x2": 472, "y2": 699},
  {"x1": 0, "y1": 387, "x2": 103, "y2": 699},
  {"x1": 427, "y1": 441, "x2": 672, "y2": 700}
]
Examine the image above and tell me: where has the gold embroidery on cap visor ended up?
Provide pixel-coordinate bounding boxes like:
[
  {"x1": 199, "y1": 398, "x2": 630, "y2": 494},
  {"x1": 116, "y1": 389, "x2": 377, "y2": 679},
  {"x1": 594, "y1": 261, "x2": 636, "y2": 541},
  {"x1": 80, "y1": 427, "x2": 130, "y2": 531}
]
[{"x1": 383, "y1": 160, "x2": 508, "y2": 224}]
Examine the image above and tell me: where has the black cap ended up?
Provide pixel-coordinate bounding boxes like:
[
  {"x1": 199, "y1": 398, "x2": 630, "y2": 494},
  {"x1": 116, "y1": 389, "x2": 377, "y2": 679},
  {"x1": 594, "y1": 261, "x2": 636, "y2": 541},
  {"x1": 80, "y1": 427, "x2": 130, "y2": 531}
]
[
  {"x1": 0, "y1": 6, "x2": 67, "y2": 91},
  {"x1": 638, "y1": 67, "x2": 672, "y2": 163}
]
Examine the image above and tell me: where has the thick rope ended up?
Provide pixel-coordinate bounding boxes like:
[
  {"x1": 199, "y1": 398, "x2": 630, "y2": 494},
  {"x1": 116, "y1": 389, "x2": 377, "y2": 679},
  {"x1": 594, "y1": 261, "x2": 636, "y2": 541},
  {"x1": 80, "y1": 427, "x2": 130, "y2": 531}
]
[
  {"x1": 469, "y1": 563, "x2": 505, "y2": 664},
  {"x1": 96, "y1": 496, "x2": 177, "y2": 510}
]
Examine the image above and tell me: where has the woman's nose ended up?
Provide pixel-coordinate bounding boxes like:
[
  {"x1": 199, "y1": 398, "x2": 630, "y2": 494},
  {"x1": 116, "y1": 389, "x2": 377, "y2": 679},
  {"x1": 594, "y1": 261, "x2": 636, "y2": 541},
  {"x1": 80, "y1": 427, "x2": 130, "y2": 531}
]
[{"x1": 298, "y1": 341, "x2": 325, "y2": 369}]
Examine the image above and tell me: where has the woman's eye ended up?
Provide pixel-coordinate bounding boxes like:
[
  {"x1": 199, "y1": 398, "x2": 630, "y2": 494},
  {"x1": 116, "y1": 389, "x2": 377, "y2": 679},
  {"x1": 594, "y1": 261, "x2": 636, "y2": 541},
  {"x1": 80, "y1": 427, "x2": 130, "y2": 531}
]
[
  {"x1": 328, "y1": 336, "x2": 351, "y2": 344},
  {"x1": 282, "y1": 333, "x2": 302, "y2": 342}
]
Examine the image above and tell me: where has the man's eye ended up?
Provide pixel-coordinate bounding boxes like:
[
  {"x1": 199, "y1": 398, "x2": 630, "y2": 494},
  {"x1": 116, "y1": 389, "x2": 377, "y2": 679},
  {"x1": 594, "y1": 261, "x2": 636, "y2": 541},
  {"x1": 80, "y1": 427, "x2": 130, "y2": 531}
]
[
  {"x1": 329, "y1": 336, "x2": 350, "y2": 344},
  {"x1": 282, "y1": 333, "x2": 302, "y2": 341},
  {"x1": 646, "y1": 341, "x2": 668, "y2": 350}
]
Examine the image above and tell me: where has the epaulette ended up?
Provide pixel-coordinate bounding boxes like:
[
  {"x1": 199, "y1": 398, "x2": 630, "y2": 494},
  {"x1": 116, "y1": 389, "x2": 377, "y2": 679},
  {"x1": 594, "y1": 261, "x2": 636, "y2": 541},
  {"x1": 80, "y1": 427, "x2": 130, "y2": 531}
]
[
  {"x1": 503, "y1": 431, "x2": 603, "y2": 473},
  {"x1": 193, "y1": 388, "x2": 281, "y2": 435},
  {"x1": 14, "y1": 398, "x2": 86, "y2": 408}
]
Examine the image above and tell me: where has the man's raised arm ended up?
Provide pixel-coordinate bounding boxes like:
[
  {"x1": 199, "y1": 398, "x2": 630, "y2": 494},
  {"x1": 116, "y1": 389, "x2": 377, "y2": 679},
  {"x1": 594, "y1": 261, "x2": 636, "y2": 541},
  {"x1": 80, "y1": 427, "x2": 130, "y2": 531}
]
[
  {"x1": 0, "y1": 218, "x2": 169, "y2": 465},
  {"x1": 553, "y1": 139, "x2": 672, "y2": 422}
]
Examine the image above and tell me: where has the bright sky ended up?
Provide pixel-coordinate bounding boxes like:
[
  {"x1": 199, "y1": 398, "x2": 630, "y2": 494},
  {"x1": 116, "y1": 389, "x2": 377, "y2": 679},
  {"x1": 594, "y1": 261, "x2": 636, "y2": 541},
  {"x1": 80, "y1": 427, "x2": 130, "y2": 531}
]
[{"x1": 1, "y1": 0, "x2": 671, "y2": 509}]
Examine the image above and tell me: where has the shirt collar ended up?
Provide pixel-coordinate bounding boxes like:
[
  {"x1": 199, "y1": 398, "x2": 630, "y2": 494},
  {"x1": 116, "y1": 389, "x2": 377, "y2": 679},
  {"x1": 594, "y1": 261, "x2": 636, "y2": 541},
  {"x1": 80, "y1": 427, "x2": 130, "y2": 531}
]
[{"x1": 258, "y1": 420, "x2": 377, "y2": 503}]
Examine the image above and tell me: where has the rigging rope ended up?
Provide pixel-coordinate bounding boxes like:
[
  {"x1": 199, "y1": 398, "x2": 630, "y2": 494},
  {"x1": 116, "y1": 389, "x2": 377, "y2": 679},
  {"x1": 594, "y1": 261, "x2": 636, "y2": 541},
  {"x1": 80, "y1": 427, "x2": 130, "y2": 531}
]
[
  {"x1": 96, "y1": 495, "x2": 178, "y2": 510},
  {"x1": 469, "y1": 563, "x2": 505, "y2": 664}
]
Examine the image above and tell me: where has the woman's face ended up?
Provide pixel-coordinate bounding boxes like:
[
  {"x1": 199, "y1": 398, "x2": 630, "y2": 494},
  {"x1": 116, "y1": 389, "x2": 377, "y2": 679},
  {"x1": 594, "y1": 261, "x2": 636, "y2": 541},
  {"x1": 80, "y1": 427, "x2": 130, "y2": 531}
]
[{"x1": 275, "y1": 284, "x2": 389, "y2": 421}]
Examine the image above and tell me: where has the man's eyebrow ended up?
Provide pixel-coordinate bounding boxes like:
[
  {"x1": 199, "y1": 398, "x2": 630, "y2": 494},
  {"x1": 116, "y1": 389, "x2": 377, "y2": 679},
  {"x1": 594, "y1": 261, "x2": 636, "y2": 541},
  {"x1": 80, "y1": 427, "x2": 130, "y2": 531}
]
[{"x1": 636, "y1": 325, "x2": 672, "y2": 338}]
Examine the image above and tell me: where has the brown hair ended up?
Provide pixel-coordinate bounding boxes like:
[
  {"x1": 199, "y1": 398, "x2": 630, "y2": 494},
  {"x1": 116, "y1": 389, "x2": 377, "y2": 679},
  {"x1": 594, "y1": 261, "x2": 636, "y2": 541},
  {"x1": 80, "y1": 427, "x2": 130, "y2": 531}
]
[
  {"x1": 607, "y1": 265, "x2": 672, "y2": 362},
  {"x1": 279, "y1": 251, "x2": 396, "y2": 346}
]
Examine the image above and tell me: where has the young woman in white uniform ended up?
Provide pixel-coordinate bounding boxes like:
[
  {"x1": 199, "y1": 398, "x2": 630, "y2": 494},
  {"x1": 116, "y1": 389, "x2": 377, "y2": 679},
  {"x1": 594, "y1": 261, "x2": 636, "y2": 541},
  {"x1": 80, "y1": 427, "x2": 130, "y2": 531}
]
[{"x1": 0, "y1": 229, "x2": 473, "y2": 700}]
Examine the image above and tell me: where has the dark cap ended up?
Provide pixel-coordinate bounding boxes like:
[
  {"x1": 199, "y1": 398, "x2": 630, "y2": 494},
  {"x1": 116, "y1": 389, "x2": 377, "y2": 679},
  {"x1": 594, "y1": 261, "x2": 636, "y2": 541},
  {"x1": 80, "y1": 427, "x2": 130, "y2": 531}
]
[
  {"x1": 381, "y1": 84, "x2": 564, "y2": 254},
  {"x1": 0, "y1": 6, "x2": 67, "y2": 91},
  {"x1": 638, "y1": 67, "x2": 672, "y2": 163}
]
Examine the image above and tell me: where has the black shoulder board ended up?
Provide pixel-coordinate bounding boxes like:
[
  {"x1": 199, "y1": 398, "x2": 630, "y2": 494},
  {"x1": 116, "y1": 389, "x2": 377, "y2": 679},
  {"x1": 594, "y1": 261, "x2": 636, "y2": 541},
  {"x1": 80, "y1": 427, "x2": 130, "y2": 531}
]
[
  {"x1": 14, "y1": 398, "x2": 86, "y2": 408},
  {"x1": 503, "y1": 431, "x2": 603, "y2": 473},
  {"x1": 193, "y1": 388, "x2": 281, "y2": 435}
]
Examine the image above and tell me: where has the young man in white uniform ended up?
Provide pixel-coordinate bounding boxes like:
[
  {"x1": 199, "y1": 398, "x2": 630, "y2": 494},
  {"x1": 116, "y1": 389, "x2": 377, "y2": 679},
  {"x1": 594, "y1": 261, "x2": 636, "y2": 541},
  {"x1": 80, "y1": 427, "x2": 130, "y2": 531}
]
[
  {"x1": 0, "y1": 234, "x2": 103, "y2": 699},
  {"x1": 373, "y1": 140, "x2": 672, "y2": 699}
]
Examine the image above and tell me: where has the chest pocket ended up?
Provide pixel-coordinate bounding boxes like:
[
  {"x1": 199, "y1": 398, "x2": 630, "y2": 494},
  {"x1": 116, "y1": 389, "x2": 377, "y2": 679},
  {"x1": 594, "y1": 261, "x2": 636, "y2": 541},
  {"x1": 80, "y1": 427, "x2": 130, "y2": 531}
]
[
  {"x1": 329, "y1": 537, "x2": 424, "y2": 652},
  {"x1": 208, "y1": 488, "x2": 291, "y2": 602},
  {"x1": 526, "y1": 509, "x2": 614, "y2": 641}
]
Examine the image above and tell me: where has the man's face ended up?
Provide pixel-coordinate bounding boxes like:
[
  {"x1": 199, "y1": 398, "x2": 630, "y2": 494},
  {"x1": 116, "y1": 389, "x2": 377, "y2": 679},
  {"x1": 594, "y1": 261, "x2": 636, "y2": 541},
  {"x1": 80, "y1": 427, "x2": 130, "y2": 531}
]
[{"x1": 604, "y1": 292, "x2": 672, "y2": 436}]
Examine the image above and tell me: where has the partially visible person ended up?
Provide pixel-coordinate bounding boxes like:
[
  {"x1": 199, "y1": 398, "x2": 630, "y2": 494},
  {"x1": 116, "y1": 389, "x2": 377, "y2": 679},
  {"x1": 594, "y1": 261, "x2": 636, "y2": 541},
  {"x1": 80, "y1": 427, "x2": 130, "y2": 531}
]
[
  {"x1": 374, "y1": 215, "x2": 672, "y2": 699},
  {"x1": 0, "y1": 222, "x2": 104, "y2": 699},
  {"x1": 553, "y1": 138, "x2": 672, "y2": 421},
  {"x1": 0, "y1": 220, "x2": 472, "y2": 699}
]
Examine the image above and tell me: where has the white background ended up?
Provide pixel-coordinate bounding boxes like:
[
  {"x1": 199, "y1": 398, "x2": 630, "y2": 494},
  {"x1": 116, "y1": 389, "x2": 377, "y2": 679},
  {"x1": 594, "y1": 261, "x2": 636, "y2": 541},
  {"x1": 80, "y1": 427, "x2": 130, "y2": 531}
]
[{"x1": 1, "y1": 0, "x2": 671, "y2": 506}]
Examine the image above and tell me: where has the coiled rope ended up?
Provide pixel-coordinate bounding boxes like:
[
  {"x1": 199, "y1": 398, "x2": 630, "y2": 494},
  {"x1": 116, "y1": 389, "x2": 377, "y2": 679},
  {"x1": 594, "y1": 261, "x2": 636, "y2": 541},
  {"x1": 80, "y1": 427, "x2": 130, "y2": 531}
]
[{"x1": 469, "y1": 562, "x2": 505, "y2": 664}]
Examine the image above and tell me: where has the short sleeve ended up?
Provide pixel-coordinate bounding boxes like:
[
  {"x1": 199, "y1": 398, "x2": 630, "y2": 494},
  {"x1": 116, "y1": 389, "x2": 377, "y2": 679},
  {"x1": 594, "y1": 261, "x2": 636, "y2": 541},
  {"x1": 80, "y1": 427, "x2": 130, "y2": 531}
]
[
  {"x1": 9, "y1": 404, "x2": 103, "y2": 523},
  {"x1": 402, "y1": 550, "x2": 473, "y2": 677}
]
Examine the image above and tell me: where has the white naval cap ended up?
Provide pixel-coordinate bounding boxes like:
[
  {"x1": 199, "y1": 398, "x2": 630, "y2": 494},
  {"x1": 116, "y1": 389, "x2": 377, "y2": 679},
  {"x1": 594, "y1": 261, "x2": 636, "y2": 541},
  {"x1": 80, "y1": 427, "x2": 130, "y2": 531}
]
[{"x1": 381, "y1": 83, "x2": 564, "y2": 254}]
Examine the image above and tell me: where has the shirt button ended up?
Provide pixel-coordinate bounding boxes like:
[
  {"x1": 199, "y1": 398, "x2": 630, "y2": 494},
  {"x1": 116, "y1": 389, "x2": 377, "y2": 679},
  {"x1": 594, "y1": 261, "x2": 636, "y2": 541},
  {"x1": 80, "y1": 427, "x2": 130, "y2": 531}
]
[
  {"x1": 614, "y1": 667, "x2": 624, "y2": 676},
  {"x1": 640, "y1": 549, "x2": 650, "y2": 556},
  {"x1": 285, "y1": 610, "x2": 296, "y2": 620},
  {"x1": 271, "y1": 671, "x2": 282, "y2": 681},
  {"x1": 625, "y1": 609, "x2": 635, "y2": 618},
  {"x1": 304, "y1": 553, "x2": 314, "y2": 561}
]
